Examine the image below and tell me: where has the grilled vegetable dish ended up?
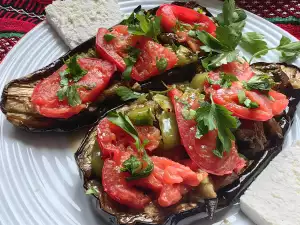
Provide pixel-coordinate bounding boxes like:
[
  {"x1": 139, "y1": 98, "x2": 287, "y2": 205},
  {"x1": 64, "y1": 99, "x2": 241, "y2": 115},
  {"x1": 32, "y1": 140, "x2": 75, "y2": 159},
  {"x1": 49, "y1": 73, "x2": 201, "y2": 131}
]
[
  {"x1": 75, "y1": 60, "x2": 300, "y2": 224},
  {"x1": 0, "y1": 1, "x2": 216, "y2": 131}
]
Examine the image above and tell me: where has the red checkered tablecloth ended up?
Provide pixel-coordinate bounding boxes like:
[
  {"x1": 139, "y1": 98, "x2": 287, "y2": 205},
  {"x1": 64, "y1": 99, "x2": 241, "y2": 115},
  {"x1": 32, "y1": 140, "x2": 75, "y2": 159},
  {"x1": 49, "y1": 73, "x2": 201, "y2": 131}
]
[{"x1": 0, "y1": 0, "x2": 299, "y2": 62}]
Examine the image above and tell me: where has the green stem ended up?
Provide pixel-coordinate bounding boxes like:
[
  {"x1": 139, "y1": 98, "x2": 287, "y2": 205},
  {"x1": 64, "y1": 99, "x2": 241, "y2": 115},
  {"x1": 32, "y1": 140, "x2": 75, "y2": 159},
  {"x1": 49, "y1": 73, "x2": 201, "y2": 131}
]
[{"x1": 249, "y1": 47, "x2": 277, "y2": 64}]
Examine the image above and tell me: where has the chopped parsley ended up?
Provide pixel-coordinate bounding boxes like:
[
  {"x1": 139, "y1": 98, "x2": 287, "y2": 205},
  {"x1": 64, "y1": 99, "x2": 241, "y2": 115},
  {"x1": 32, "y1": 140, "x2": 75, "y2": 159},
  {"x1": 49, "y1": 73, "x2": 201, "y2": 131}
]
[
  {"x1": 208, "y1": 72, "x2": 239, "y2": 88},
  {"x1": 116, "y1": 86, "x2": 144, "y2": 101},
  {"x1": 243, "y1": 74, "x2": 275, "y2": 92},
  {"x1": 237, "y1": 90, "x2": 259, "y2": 109},
  {"x1": 56, "y1": 55, "x2": 91, "y2": 106},
  {"x1": 104, "y1": 34, "x2": 115, "y2": 42},
  {"x1": 122, "y1": 47, "x2": 141, "y2": 80},
  {"x1": 195, "y1": 98, "x2": 239, "y2": 158},
  {"x1": 156, "y1": 57, "x2": 168, "y2": 72},
  {"x1": 107, "y1": 111, "x2": 154, "y2": 180}
]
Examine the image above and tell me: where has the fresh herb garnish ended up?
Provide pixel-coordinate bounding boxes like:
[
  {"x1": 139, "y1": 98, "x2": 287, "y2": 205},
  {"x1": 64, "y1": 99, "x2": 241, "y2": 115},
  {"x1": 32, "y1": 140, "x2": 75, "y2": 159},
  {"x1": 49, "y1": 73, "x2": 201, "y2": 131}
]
[
  {"x1": 208, "y1": 72, "x2": 239, "y2": 88},
  {"x1": 107, "y1": 111, "x2": 154, "y2": 180},
  {"x1": 195, "y1": 98, "x2": 239, "y2": 158},
  {"x1": 104, "y1": 34, "x2": 115, "y2": 42},
  {"x1": 116, "y1": 86, "x2": 143, "y2": 101},
  {"x1": 86, "y1": 186, "x2": 98, "y2": 195},
  {"x1": 122, "y1": 47, "x2": 141, "y2": 80},
  {"x1": 56, "y1": 55, "x2": 89, "y2": 106},
  {"x1": 125, "y1": 8, "x2": 162, "y2": 41},
  {"x1": 243, "y1": 74, "x2": 275, "y2": 91},
  {"x1": 120, "y1": 154, "x2": 154, "y2": 180},
  {"x1": 240, "y1": 33, "x2": 300, "y2": 63},
  {"x1": 64, "y1": 55, "x2": 88, "y2": 82},
  {"x1": 156, "y1": 57, "x2": 168, "y2": 72},
  {"x1": 237, "y1": 90, "x2": 259, "y2": 108},
  {"x1": 189, "y1": 0, "x2": 246, "y2": 70}
]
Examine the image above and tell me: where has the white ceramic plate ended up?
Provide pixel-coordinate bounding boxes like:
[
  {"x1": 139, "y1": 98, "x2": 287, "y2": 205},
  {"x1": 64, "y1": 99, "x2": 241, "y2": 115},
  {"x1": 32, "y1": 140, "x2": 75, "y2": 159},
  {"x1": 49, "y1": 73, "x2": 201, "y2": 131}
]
[{"x1": 0, "y1": 0, "x2": 299, "y2": 225}]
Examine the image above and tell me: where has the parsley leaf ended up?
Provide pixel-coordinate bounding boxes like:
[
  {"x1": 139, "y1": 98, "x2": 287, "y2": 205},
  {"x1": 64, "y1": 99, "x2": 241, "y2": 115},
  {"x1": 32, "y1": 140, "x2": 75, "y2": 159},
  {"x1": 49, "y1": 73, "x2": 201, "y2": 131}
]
[
  {"x1": 243, "y1": 74, "x2": 275, "y2": 91},
  {"x1": 104, "y1": 34, "x2": 115, "y2": 42},
  {"x1": 240, "y1": 32, "x2": 268, "y2": 57},
  {"x1": 122, "y1": 47, "x2": 141, "y2": 80},
  {"x1": 276, "y1": 36, "x2": 300, "y2": 62},
  {"x1": 237, "y1": 90, "x2": 259, "y2": 108},
  {"x1": 201, "y1": 50, "x2": 239, "y2": 70},
  {"x1": 120, "y1": 154, "x2": 154, "y2": 180},
  {"x1": 116, "y1": 86, "x2": 143, "y2": 101},
  {"x1": 65, "y1": 55, "x2": 88, "y2": 82},
  {"x1": 57, "y1": 85, "x2": 81, "y2": 107},
  {"x1": 121, "y1": 5, "x2": 142, "y2": 25},
  {"x1": 195, "y1": 99, "x2": 239, "y2": 157},
  {"x1": 208, "y1": 72, "x2": 239, "y2": 88},
  {"x1": 107, "y1": 111, "x2": 154, "y2": 180},
  {"x1": 156, "y1": 57, "x2": 168, "y2": 72},
  {"x1": 126, "y1": 10, "x2": 162, "y2": 41}
]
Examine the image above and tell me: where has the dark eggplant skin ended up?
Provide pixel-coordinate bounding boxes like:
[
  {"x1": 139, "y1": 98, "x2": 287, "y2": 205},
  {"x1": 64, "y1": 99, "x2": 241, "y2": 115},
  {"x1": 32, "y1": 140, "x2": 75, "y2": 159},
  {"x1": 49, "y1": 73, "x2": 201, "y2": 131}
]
[
  {"x1": 75, "y1": 63, "x2": 300, "y2": 225},
  {"x1": 0, "y1": 1, "x2": 213, "y2": 132}
]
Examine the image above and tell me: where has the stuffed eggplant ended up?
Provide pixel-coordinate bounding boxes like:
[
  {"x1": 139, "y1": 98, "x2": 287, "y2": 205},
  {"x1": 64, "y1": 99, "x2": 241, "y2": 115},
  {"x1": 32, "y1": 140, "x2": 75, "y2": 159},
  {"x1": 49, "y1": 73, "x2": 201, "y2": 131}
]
[
  {"x1": 0, "y1": 1, "x2": 216, "y2": 132},
  {"x1": 75, "y1": 60, "x2": 300, "y2": 225}
]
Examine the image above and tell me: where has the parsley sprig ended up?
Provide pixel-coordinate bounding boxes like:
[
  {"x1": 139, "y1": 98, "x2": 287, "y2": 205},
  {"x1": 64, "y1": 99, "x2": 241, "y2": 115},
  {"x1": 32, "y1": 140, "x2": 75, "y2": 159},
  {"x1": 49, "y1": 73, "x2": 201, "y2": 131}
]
[
  {"x1": 208, "y1": 72, "x2": 239, "y2": 88},
  {"x1": 240, "y1": 33, "x2": 300, "y2": 63},
  {"x1": 122, "y1": 5, "x2": 161, "y2": 42},
  {"x1": 57, "y1": 55, "x2": 91, "y2": 106},
  {"x1": 195, "y1": 98, "x2": 239, "y2": 158},
  {"x1": 188, "y1": 0, "x2": 246, "y2": 70},
  {"x1": 107, "y1": 111, "x2": 154, "y2": 180},
  {"x1": 243, "y1": 74, "x2": 275, "y2": 91}
]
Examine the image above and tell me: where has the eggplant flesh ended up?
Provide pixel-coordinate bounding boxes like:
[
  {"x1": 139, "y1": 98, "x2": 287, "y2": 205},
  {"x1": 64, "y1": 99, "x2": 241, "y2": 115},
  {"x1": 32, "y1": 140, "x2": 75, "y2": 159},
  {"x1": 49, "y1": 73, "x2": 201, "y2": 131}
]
[
  {"x1": 75, "y1": 63, "x2": 300, "y2": 225},
  {"x1": 0, "y1": 1, "x2": 211, "y2": 132}
]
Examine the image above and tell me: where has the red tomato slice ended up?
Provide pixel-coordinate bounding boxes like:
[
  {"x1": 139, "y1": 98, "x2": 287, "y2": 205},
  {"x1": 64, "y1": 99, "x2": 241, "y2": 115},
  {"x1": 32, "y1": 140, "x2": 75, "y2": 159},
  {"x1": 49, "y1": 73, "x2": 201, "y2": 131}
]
[
  {"x1": 220, "y1": 61, "x2": 254, "y2": 81},
  {"x1": 211, "y1": 83, "x2": 288, "y2": 121},
  {"x1": 31, "y1": 58, "x2": 116, "y2": 119},
  {"x1": 169, "y1": 88, "x2": 246, "y2": 176},
  {"x1": 156, "y1": 4, "x2": 216, "y2": 34},
  {"x1": 96, "y1": 26, "x2": 177, "y2": 81},
  {"x1": 102, "y1": 153, "x2": 151, "y2": 209},
  {"x1": 131, "y1": 39, "x2": 178, "y2": 81},
  {"x1": 95, "y1": 25, "x2": 140, "y2": 71},
  {"x1": 97, "y1": 118, "x2": 161, "y2": 158},
  {"x1": 131, "y1": 156, "x2": 201, "y2": 207}
]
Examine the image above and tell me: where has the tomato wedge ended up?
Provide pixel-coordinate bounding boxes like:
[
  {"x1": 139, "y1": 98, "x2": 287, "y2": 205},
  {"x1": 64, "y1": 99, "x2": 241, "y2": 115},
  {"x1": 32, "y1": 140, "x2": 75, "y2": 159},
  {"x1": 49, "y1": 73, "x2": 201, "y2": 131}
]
[
  {"x1": 220, "y1": 61, "x2": 254, "y2": 81},
  {"x1": 102, "y1": 151, "x2": 151, "y2": 209},
  {"x1": 131, "y1": 39, "x2": 178, "y2": 81},
  {"x1": 169, "y1": 88, "x2": 246, "y2": 176},
  {"x1": 96, "y1": 26, "x2": 178, "y2": 81},
  {"x1": 31, "y1": 58, "x2": 116, "y2": 119},
  {"x1": 97, "y1": 118, "x2": 161, "y2": 158},
  {"x1": 96, "y1": 25, "x2": 140, "y2": 71},
  {"x1": 204, "y1": 61, "x2": 288, "y2": 121},
  {"x1": 156, "y1": 4, "x2": 216, "y2": 34}
]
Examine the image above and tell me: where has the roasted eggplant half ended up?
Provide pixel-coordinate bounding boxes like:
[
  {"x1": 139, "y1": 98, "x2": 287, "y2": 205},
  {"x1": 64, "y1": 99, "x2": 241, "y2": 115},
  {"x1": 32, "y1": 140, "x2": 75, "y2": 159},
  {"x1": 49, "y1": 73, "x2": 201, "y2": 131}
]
[
  {"x1": 75, "y1": 62, "x2": 300, "y2": 225},
  {"x1": 0, "y1": 1, "x2": 215, "y2": 132}
]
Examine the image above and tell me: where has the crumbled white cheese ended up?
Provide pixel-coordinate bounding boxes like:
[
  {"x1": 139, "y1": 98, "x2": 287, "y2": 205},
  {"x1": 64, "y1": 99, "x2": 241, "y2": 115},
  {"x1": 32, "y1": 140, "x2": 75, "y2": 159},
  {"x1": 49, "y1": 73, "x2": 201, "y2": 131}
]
[
  {"x1": 45, "y1": 0, "x2": 122, "y2": 48},
  {"x1": 240, "y1": 145, "x2": 300, "y2": 225}
]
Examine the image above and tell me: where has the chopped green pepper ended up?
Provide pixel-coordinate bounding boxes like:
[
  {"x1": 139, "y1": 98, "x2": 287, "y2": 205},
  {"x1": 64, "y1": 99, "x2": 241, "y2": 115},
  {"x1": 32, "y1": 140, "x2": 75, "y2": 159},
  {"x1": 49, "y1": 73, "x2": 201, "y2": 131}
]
[
  {"x1": 153, "y1": 94, "x2": 173, "y2": 112},
  {"x1": 91, "y1": 141, "x2": 104, "y2": 179},
  {"x1": 158, "y1": 111, "x2": 181, "y2": 150},
  {"x1": 127, "y1": 106, "x2": 155, "y2": 126},
  {"x1": 190, "y1": 72, "x2": 208, "y2": 91},
  {"x1": 176, "y1": 45, "x2": 198, "y2": 66}
]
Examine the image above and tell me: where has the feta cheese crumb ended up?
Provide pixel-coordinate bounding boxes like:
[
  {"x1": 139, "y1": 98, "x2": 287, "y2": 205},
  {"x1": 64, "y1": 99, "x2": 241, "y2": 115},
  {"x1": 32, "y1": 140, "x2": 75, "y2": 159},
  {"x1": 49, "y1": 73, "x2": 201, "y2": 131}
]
[
  {"x1": 46, "y1": 0, "x2": 122, "y2": 48},
  {"x1": 240, "y1": 145, "x2": 300, "y2": 225}
]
